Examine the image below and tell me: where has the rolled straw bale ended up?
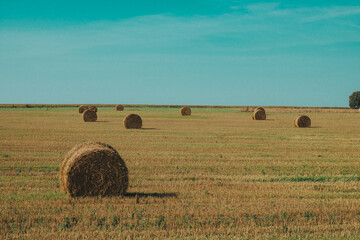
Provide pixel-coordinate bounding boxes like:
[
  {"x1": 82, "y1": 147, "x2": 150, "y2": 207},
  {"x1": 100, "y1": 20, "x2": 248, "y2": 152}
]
[
  {"x1": 123, "y1": 114, "x2": 142, "y2": 129},
  {"x1": 78, "y1": 105, "x2": 88, "y2": 114},
  {"x1": 294, "y1": 115, "x2": 311, "y2": 128},
  {"x1": 89, "y1": 105, "x2": 97, "y2": 112},
  {"x1": 82, "y1": 109, "x2": 97, "y2": 122},
  {"x1": 116, "y1": 104, "x2": 124, "y2": 111},
  {"x1": 254, "y1": 107, "x2": 265, "y2": 112},
  {"x1": 252, "y1": 109, "x2": 266, "y2": 120},
  {"x1": 59, "y1": 142, "x2": 129, "y2": 197},
  {"x1": 180, "y1": 107, "x2": 191, "y2": 116}
]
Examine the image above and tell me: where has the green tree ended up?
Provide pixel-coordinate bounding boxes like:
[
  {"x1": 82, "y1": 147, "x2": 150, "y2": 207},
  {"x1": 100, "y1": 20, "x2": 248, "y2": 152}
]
[{"x1": 349, "y1": 91, "x2": 360, "y2": 109}]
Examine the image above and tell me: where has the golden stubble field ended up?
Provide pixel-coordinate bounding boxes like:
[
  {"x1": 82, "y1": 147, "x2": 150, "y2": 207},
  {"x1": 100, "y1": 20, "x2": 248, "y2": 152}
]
[{"x1": 1, "y1": 106, "x2": 360, "y2": 239}]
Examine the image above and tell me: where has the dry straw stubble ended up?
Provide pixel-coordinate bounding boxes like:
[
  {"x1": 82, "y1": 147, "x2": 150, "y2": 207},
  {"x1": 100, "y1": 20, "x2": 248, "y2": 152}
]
[
  {"x1": 116, "y1": 104, "x2": 124, "y2": 111},
  {"x1": 180, "y1": 107, "x2": 191, "y2": 116},
  {"x1": 294, "y1": 115, "x2": 311, "y2": 128},
  {"x1": 82, "y1": 109, "x2": 97, "y2": 122},
  {"x1": 60, "y1": 142, "x2": 129, "y2": 197},
  {"x1": 123, "y1": 114, "x2": 142, "y2": 129}
]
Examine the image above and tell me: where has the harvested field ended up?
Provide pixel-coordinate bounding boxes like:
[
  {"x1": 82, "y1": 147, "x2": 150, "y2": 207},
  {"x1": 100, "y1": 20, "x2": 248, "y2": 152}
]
[{"x1": 1, "y1": 106, "x2": 360, "y2": 239}]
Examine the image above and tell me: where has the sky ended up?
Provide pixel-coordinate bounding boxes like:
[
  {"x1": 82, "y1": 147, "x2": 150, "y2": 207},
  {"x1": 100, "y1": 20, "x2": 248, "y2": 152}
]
[{"x1": 0, "y1": 1, "x2": 360, "y2": 107}]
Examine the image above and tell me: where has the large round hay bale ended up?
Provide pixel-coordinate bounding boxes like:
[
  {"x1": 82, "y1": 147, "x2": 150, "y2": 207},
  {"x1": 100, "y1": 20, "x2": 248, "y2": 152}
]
[
  {"x1": 78, "y1": 105, "x2": 88, "y2": 114},
  {"x1": 252, "y1": 109, "x2": 266, "y2": 120},
  {"x1": 254, "y1": 107, "x2": 265, "y2": 112},
  {"x1": 180, "y1": 107, "x2": 191, "y2": 116},
  {"x1": 294, "y1": 115, "x2": 311, "y2": 128},
  {"x1": 59, "y1": 142, "x2": 129, "y2": 197},
  {"x1": 123, "y1": 114, "x2": 142, "y2": 129},
  {"x1": 89, "y1": 105, "x2": 97, "y2": 112},
  {"x1": 116, "y1": 104, "x2": 124, "y2": 111},
  {"x1": 82, "y1": 109, "x2": 97, "y2": 122}
]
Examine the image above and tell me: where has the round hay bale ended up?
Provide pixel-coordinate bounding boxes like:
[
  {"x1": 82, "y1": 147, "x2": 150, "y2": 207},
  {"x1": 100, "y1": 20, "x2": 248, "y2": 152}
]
[
  {"x1": 59, "y1": 142, "x2": 129, "y2": 197},
  {"x1": 82, "y1": 109, "x2": 97, "y2": 122},
  {"x1": 180, "y1": 107, "x2": 191, "y2": 116},
  {"x1": 254, "y1": 107, "x2": 265, "y2": 112},
  {"x1": 78, "y1": 105, "x2": 88, "y2": 114},
  {"x1": 89, "y1": 105, "x2": 97, "y2": 112},
  {"x1": 252, "y1": 109, "x2": 266, "y2": 120},
  {"x1": 116, "y1": 104, "x2": 124, "y2": 111},
  {"x1": 123, "y1": 114, "x2": 142, "y2": 129},
  {"x1": 294, "y1": 115, "x2": 311, "y2": 128}
]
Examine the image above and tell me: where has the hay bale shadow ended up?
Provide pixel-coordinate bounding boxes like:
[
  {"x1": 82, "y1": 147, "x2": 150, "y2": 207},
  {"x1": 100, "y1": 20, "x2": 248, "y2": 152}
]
[{"x1": 125, "y1": 192, "x2": 177, "y2": 198}]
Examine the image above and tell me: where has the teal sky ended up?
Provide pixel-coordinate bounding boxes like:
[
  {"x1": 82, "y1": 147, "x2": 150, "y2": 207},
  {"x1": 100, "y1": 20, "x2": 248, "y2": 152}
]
[{"x1": 1, "y1": 1, "x2": 360, "y2": 106}]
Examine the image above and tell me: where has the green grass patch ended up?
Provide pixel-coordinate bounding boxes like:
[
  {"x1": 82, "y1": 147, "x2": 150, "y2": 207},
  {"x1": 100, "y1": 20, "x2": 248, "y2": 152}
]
[
  {"x1": 1, "y1": 191, "x2": 67, "y2": 201},
  {"x1": 0, "y1": 107, "x2": 78, "y2": 112},
  {"x1": 0, "y1": 177, "x2": 58, "y2": 182},
  {"x1": 142, "y1": 114, "x2": 209, "y2": 119},
  {"x1": 0, "y1": 165, "x2": 60, "y2": 170},
  {"x1": 0, "y1": 106, "x2": 243, "y2": 114},
  {"x1": 246, "y1": 175, "x2": 360, "y2": 182},
  {"x1": 0, "y1": 153, "x2": 9, "y2": 157}
]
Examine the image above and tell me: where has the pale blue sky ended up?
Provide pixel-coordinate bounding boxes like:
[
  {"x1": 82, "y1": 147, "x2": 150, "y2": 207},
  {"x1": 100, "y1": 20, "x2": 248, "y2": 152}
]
[{"x1": 0, "y1": 1, "x2": 360, "y2": 106}]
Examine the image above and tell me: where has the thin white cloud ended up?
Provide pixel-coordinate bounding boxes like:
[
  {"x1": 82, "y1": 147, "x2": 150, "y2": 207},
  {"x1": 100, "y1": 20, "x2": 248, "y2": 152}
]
[
  {"x1": 245, "y1": 2, "x2": 280, "y2": 12},
  {"x1": 302, "y1": 6, "x2": 360, "y2": 22},
  {"x1": 1, "y1": 4, "x2": 360, "y2": 61},
  {"x1": 230, "y1": 6, "x2": 240, "y2": 10},
  {"x1": 348, "y1": 23, "x2": 360, "y2": 29}
]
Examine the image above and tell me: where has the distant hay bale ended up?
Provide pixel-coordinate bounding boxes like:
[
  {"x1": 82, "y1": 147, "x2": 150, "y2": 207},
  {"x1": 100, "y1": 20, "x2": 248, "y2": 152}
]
[
  {"x1": 294, "y1": 115, "x2": 311, "y2": 128},
  {"x1": 252, "y1": 110, "x2": 266, "y2": 120},
  {"x1": 59, "y1": 142, "x2": 129, "y2": 197},
  {"x1": 252, "y1": 109, "x2": 266, "y2": 120},
  {"x1": 123, "y1": 114, "x2": 142, "y2": 129},
  {"x1": 78, "y1": 105, "x2": 88, "y2": 114},
  {"x1": 89, "y1": 105, "x2": 97, "y2": 112},
  {"x1": 242, "y1": 107, "x2": 250, "y2": 112},
  {"x1": 116, "y1": 104, "x2": 124, "y2": 111},
  {"x1": 82, "y1": 109, "x2": 97, "y2": 122},
  {"x1": 254, "y1": 107, "x2": 265, "y2": 112},
  {"x1": 180, "y1": 107, "x2": 191, "y2": 116}
]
